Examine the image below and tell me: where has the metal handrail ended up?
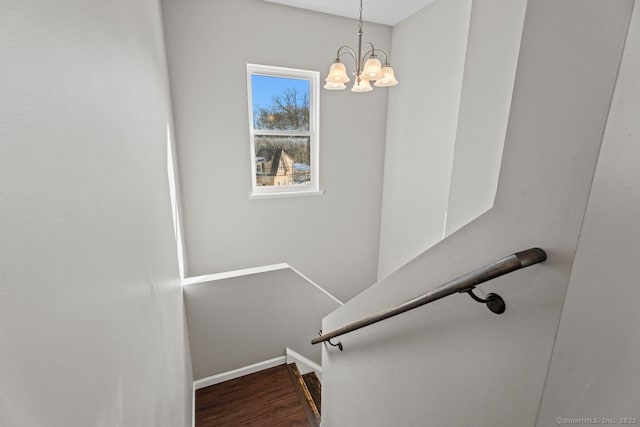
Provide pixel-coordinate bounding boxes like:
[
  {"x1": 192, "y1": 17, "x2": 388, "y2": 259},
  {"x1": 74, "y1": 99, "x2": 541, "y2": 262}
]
[{"x1": 312, "y1": 248, "x2": 547, "y2": 349}]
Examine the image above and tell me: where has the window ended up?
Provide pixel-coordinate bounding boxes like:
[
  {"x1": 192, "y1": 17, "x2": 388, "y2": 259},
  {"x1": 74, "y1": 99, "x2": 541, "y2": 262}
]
[{"x1": 247, "y1": 64, "x2": 321, "y2": 198}]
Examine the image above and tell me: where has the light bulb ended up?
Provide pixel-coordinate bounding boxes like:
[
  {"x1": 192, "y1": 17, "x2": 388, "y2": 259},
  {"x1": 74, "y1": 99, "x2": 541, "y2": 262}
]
[
  {"x1": 360, "y1": 57, "x2": 384, "y2": 80},
  {"x1": 351, "y1": 79, "x2": 373, "y2": 92},
  {"x1": 325, "y1": 61, "x2": 350, "y2": 84},
  {"x1": 324, "y1": 81, "x2": 346, "y2": 90}
]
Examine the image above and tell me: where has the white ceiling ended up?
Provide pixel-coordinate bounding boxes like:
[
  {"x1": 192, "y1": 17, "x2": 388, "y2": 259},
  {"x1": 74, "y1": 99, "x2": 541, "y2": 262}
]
[{"x1": 263, "y1": 0, "x2": 437, "y2": 26}]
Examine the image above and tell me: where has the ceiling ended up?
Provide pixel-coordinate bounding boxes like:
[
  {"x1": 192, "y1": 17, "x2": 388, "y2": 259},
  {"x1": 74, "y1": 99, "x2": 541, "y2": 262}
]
[{"x1": 263, "y1": 0, "x2": 437, "y2": 26}]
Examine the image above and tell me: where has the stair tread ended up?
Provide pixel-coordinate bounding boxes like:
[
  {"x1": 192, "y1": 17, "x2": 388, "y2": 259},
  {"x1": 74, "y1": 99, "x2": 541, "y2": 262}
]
[
  {"x1": 288, "y1": 364, "x2": 320, "y2": 425},
  {"x1": 302, "y1": 372, "x2": 321, "y2": 416}
]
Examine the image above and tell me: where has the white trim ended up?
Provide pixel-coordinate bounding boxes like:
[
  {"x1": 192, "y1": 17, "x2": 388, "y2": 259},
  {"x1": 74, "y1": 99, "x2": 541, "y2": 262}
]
[
  {"x1": 193, "y1": 356, "x2": 287, "y2": 390},
  {"x1": 288, "y1": 264, "x2": 344, "y2": 306},
  {"x1": 442, "y1": 209, "x2": 448, "y2": 239},
  {"x1": 181, "y1": 263, "x2": 344, "y2": 306},
  {"x1": 182, "y1": 263, "x2": 289, "y2": 286},
  {"x1": 191, "y1": 383, "x2": 195, "y2": 427},
  {"x1": 249, "y1": 189, "x2": 325, "y2": 200},
  {"x1": 286, "y1": 347, "x2": 322, "y2": 381}
]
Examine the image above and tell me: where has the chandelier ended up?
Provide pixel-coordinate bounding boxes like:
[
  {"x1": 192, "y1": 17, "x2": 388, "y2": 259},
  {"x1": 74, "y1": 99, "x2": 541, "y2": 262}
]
[{"x1": 324, "y1": 0, "x2": 399, "y2": 92}]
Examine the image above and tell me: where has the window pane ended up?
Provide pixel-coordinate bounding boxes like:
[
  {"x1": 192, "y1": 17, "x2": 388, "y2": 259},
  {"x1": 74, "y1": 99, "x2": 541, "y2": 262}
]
[
  {"x1": 255, "y1": 135, "x2": 311, "y2": 187},
  {"x1": 251, "y1": 75, "x2": 310, "y2": 131}
]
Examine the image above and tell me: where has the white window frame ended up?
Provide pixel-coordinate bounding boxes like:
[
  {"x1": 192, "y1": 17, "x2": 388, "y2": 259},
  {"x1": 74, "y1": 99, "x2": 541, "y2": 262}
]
[{"x1": 246, "y1": 64, "x2": 322, "y2": 199}]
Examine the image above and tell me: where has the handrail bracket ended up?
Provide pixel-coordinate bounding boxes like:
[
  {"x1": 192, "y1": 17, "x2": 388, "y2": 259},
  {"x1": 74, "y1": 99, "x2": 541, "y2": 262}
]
[
  {"x1": 318, "y1": 330, "x2": 343, "y2": 351},
  {"x1": 465, "y1": 288, "x2": 506, "y2": 314}
]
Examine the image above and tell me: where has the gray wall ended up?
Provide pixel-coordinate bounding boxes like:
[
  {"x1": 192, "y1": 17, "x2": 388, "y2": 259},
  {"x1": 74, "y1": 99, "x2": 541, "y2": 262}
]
[
  {"x1": 162, "y1": 0, "x2": 391, "y2": 302},
  {"x1": 377, "y1": 0, "x2": 473, "y2": 279},
  {"x1": 537, "y1": 2, "x2": 640, "y2": 423},
  {"x1": 0, "y1": 0, "x2": 192, "y2": 425},
  {"x1": 320, "y1": 1, "x2": 634, "y2": 426},
  {"x1": 444, "y1": 0, "x2": 527, "y2": 237},
  {"x1": 183, "y1": 268, "x2": 340, "y2": 380}
]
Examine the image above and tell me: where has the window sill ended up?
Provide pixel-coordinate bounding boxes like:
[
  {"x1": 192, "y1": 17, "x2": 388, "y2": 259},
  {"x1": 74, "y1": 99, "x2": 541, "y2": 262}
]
[{"x1": 249, "y1": 190, "x2": 325, "y2": 200}]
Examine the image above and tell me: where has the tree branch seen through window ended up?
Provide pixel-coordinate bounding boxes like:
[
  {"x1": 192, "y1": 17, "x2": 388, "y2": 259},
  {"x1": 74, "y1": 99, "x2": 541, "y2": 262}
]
[{"x1": 254, "y1": 88, "x2": 309, "y2": 131}]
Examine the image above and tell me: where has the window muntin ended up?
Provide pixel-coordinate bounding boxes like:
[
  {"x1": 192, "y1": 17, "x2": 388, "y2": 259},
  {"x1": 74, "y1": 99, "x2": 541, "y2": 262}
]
[{"x1": 247, "y1": 64, "x2": 320, "y2": 197}]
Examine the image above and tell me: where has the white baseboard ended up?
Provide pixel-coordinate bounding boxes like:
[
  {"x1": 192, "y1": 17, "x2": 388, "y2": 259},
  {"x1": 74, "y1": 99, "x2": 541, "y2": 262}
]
[
  {"x1": 286, "y1": 347, "x2": 322, "y2": 381},
  {"x1": 193, "y1": 355, "x2": 287, "y2": 390}
]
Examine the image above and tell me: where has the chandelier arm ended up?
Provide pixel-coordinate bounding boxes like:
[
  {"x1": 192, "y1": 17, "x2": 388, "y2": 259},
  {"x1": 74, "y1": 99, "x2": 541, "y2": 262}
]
[
  {"x1": 336, "y1": 46, "x2": 358, "y2": 63},
  {"x1": 361, "y1": 48, "x2": 374, "y2": 62},
  {"x1": 362, "y1": 48, "x2": 390, "y2": 64},
  {"x1": 375, "y1": 49, "x2": 390, "y2": 66},
  {"x1": 365, "y1": 42, "x2": 376, "y2": 56}
]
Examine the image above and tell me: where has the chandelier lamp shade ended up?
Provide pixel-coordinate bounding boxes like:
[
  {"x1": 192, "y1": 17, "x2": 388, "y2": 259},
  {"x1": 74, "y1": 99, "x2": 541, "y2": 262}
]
[{"x1": 324, "y1": 0, "x2": 398, "y2": 92}]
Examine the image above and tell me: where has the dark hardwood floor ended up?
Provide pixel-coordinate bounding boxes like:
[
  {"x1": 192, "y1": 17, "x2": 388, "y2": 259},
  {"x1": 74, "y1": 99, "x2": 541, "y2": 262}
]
[{"x1": 195, "y1": 364, "x2": 319, "y2": 427}]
